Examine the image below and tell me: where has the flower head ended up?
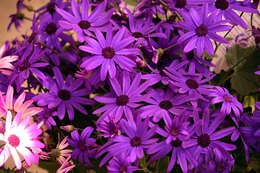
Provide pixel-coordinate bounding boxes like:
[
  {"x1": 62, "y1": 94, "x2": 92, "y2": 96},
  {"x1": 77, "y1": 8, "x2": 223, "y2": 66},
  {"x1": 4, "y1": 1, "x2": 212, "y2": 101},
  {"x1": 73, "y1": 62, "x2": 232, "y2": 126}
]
[{"x1": 0, "y1": 43, "x2": 18, "y2": 76}]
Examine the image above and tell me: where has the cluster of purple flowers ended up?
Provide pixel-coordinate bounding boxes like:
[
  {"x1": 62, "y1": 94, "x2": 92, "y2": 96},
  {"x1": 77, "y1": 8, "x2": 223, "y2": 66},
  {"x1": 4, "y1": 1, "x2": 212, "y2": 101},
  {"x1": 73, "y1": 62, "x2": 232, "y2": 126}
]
[{"x1": 0, "y1": 0, "x2": 259, "y2": 172}]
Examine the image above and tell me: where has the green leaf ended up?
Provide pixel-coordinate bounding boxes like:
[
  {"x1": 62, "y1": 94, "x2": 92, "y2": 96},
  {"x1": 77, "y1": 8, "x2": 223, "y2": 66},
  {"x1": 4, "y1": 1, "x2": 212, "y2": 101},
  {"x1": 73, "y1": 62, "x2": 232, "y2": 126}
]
[
  {"x1": 228, "y1": 45, "x2": 260, "y2": 96},
  {"x1": 225, "y1": 45, "x2": 255, "y2": 66},
  {"x1": 155, "y1": 157, "x2": 169, "y2": 173}
]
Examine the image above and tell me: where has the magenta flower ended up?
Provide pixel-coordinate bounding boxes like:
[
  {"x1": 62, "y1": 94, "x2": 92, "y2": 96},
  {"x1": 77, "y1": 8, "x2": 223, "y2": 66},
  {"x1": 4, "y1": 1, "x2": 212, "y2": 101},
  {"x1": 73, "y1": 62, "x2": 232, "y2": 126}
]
[
  {"x1": 68, "y1": 127, "x2": 97, "y2": 166},
  {"x1": 34, "y1": 67, "x2": 93, "y2": 120},
  {"x1": 56, "y1": 0, "x2": 113, "y2": 42},
  {"x1": 0, "y1": 111, "x2": 44, "y2": 169},
  {"x1": 107, "y1": 154, "x2": 138, "y2": 173},
  {"x1": 210, "y1": 87, "x2": 243, "y2": 117},
  {"x1": 79, "y1": 28, "x2": 139, "y2": 80},
  {"x1": 177, "y1": 4, "x2": 231, "y2": 56},
  {"x1": 94, "y1": 72, "x2": 151, "y2": 122}
]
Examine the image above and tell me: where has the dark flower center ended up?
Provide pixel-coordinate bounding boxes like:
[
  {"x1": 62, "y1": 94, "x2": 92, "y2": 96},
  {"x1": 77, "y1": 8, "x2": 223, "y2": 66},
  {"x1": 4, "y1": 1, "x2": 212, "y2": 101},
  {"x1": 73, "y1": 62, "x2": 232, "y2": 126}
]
[
  {"x1": 216, "y1": 161, "x2": 226, "y2": 172},
  {"x1": 108, "y1": 122, "x2": 119, "y2": 135},
  {"x1": 47, "y1": 2, "x2": 56, "y2": 14},
  {"x1": 159, "y1": 100, "x2": 173, "y2": 110},
  {"x1": 19, "y1": 60, "x2": 31, "y2": 71},
  {"x1": 58, "y1": 89, "x2": 71, "y2": 101},
  {"x1": 120, "y1": 165, "x2": 127, "y2": 173},
  {"x1": 102, "y1": 47, "x2": 115, "y2": 59},
  {"x1": 45, "y1": 23, "x2": 57, "y2": 35},
  {"x1": 195, "y1": 24, "x2": 208, "y2": 37},
  {"x1": 197, "y1": 133, "x2": 211, "y2": 148},
  {"x1": 78, "y1": 141, "x2": 87, "y2": 151},
  {"x1": 172, "y1": 138, "x2": 182, "y2": 147},
  {"x1": 132, "y1": 32, "x2": 143, "y2": 38},
  {"x1": 170, "y1": 126, "x2": 180, "y2": 136},
  {"x1": 185, "y1": 51, "x2": 195, "y2": 60},
  {"x1": 8, "y1": 135, "x2": 20, "y2": 148},
  {"x1": 116, "y1": 95, "x2": 129, "y2": 106},
  {"x1": 186, "y1": 79, "x2": 199, "y2": 89},
  {"x1": 78, "y1": 20, "x2": 91, "y2": 29},
  {"x1": 175, "y1": 0, "x2": 187, "y2": 8},
  {"x1": 215, "y1": 0, "x2": 229, "y2": 10},
  {"x1": 130, "y1": 136, "x2": 142, "y2": 147},
  {"x1": 223, "y1": 95, "x2": 232, "y2": 102}
]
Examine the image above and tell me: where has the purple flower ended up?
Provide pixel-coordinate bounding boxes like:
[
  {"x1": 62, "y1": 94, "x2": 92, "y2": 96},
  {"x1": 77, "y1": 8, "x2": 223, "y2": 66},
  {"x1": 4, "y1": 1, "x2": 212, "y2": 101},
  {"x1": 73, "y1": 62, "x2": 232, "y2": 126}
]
[
  {"x1": 36, "y1": 107, "x2": 57, "y2": 129},
  {"x1": 164, "y1": 63, "x2": 213, "y2": 101},
  {"x1": 127, "y1": 9, "x2": 165, "y2": 46},
  {"x1": 56, "y1": 0, "x2": 113, "y2": 42},
  {"x1": 94, "y1": 72, "x2": 151, "y2": 122},
  {"x1": 39, "y1": 14, "x2": 63, "y2": 49},
  {"x1": 10, "y1": 44, "x2": 48, "y2": 91},
  {"x1": 107, "y1": 154, "x2": 138, "y2": 173},
  {"x1": 68, "y1": 127, "x2": 97, "y2": 166},
  {"x1": 183, "y1": 112, "x2": 236, "y2": 159},
  {"x1": 209, "y1": 0, "x2": 258, "y2": 29},
  {"x1": 210, "y1": 86, "x2": 243, "y2": 117},
  {"x1": 8, "y1": 11, "x2": 24, "y2": 30},
  {"x1": 97, "y1": 116, "x2": 121, "y2": 138},
  {"x1": 98, "y1": 118, "x2": 157, "y2": 164},
  {"x1": 177, "y1": 4, "x2": 231, "y2": 56},
  {"x1": 34, "y1": 67, "x2": 93, "y2": 120},
  {"x1": 79, "y1": 28, "x2": 139, "y2": 80}
]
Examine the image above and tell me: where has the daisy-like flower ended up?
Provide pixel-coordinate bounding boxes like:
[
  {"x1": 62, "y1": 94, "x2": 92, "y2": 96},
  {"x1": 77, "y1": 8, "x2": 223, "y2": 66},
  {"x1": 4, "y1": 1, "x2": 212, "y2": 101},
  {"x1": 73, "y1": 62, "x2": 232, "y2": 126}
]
[
  {"x1": 127, "y1": 9, "x2": 165, "y2": 46},
  {"x1": 50, "y1": 136, "x2": 72, "y2": 165},
  {"x1": 107, "y1": 154, "x2": 138, "y2": 173},
  {"x1": 68, "y1": 127, "x2": 97, "y2": 166},
  {"x1": 0, "y1": 85, "x2": 42, "y2": 118},
  {"x1": 139, "y1": 89, "x2": 176, "y2": 122},
  {"x1": 164, "y1": 63, "x2": 213, "y2": 101},
  {"x1": 183, "y1": 112, "x2": 236, "y2": 159},
  {"x1": 79, "y1": 28, "x2": 139, "y2": 80},
  {"x1": 210, "y1": 86, "x2": 243, "y2": 117},
  {"x1": 0, "y1": 43, "x2": 18, "y2": 76},
  {"x1": 56, "y1": 0, "x2": 113, "y2": 42},
  {"x1": 209, "y1": 0, "x2": 258, "y2": 29},
  {"x1": 34, "y1": 67, "x2": 93, "y2": 120},
  {"x1": 94, "y1": 72, "x2": 151, "y2": 122},
  {"x1": 36, "y1": 107, "x2": 57, "y2": 129},
  {"x1": 39, "y1": 14, "x2": 63, "y2": 49},
  {"x1": 0, "y1": 111, "x2": 44, "y2": 169},
  {"x1": 177, "y1": 4, "x2": 231, "y2": 56},
  {"x1": 10, "y1": 44, "x2": 48, "y2": 91},
  {"x1": 96, "y1": 116, "x2": 121, "y2": 138},
  {"x1": 98, "y1": 118, "x2": 157, "y2": 164}
]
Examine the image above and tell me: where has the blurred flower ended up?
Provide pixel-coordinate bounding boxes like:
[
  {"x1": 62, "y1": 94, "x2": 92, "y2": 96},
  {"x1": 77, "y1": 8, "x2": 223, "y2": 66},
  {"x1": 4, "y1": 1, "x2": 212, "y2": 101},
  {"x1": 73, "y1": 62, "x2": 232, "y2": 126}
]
[{"x1": 0, "y1": 43, "x2": 18, "y2": 76}]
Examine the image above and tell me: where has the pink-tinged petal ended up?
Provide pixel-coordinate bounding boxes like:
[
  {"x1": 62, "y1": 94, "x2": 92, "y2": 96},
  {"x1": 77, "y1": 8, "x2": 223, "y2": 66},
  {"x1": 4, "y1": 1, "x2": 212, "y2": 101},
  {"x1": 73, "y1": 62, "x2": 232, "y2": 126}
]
[
  {"x1": 0, "y1": 146, "x2": 10, "y2": 167},
  {"x1": 17, "y1": 146, "x2": 33, "y2": 166},
  {"x1": 10, "y1": 147, "x2": 22, "y2": 169},
  {"x1": 5, "y1": 111, "x2": 12, "y2": 131},
  {"x1": 6, "y1": 85, "x2": 14, "y2": 109},
  {"x1": 136, "y1": 147, "x2": 144, "y2": 158},
  {"x1": 14, "y1": 92, "x2": 25, "y2": 111}
]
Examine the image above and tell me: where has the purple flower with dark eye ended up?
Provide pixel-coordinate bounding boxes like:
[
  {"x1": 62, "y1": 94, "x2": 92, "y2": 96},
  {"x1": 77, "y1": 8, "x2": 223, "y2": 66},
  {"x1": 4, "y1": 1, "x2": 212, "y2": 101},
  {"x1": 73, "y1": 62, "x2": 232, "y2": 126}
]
[
  {"x1": 68, "y1": 127, "x2": 97, "y2": 166},
  {"x1": 79, "y1": 28, "x2": 139, "y2": 80},
  {"x1": 183, "y1": 112, "x2": 236, "y2": 158},
  {"x1": 10, "y1": 44, "x2": 48, "y2": 91},
  {"x1": 127, "y1": 9, "x2": 165, "y2": 46},
  {"x1": 98, "y1": 118, "x2": 157, "y2": 165},
  {"x1": 56, "y1": 0, "x2": 113, "y2": 42},
  {"x1": 39, "y1": 14, "x2": 63, "y2": 49},
  {"x1": 107, "y1": 154, "x2": 138, "y2": 173},
  {"x1": 8, "y1": 11, "x2": 25, "y2": 30},
  {"x1": 34, "y1": 67, "x2": 93, "y2": 120},
  {"x1": 166, "y1": 0, "x2": 206, "y2": 11},
  {"x1": 210, "y1": 87, "x2": 243, "y2": 117},
  {"x1": 97, "y1": 116, "x2": 121, "y2": 138},
  {"x1": 94, "y1": 72, "x2": 151, "y2": 122},
  {"x1": 177, "y1": 4, "x2": 231, "y2": 56},
  {"x1": 164, "y1": 63, "x2": 213, "y2": 101},
  {"x1": 37, "y1": 0, "x2": 66, "y2": 17},
  {"x1": 208, "y1": 0, "x2": 258, "y2": 29}
]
